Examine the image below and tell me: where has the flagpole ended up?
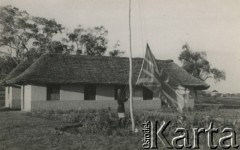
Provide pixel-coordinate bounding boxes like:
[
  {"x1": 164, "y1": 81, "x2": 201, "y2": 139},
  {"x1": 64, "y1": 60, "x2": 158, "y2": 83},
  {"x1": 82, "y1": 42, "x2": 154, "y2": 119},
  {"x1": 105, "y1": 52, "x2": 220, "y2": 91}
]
[{"x1": 128, "y1": 0, "x2": 135, "y2": 132}]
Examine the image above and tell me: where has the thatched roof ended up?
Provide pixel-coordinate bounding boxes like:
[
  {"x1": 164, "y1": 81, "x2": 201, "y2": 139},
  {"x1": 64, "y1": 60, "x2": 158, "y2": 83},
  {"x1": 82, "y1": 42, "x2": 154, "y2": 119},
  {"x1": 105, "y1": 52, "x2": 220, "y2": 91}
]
[
  {"x1": 0, "y1": 60, "x2": 33, "y2": 86},
  {"x1": 6, "y1": 54, "x2": 209, "y2": 90}
]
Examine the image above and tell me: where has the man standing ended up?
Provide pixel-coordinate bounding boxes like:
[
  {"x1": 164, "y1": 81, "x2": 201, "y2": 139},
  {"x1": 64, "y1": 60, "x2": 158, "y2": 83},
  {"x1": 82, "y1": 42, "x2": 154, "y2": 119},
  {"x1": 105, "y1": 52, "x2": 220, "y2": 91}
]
[{"x1": 116, "y1": 88, "x2": 128, "y2": 128}]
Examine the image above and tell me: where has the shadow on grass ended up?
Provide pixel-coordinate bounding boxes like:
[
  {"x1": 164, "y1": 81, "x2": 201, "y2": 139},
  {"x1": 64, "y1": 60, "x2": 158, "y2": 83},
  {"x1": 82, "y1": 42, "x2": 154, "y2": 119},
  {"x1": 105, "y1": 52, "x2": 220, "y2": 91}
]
[{"x1": 0, "y1": 107, "x2": 21, "y2": 112}]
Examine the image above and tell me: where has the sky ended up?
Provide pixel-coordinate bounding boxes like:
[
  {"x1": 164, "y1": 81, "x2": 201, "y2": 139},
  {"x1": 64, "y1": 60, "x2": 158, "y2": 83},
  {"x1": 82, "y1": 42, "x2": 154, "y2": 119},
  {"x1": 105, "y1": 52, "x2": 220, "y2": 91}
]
[{"x1": 0, "y1": 0, "x2": 240, "y2": 93}]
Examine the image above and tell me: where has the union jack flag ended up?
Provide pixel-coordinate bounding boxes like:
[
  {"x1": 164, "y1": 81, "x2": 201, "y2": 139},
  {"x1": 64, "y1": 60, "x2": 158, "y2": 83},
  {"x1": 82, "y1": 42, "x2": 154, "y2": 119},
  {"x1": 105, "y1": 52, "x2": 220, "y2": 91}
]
[{"x1": 136, "y1": 44, "x2": 185, "y2": 113}]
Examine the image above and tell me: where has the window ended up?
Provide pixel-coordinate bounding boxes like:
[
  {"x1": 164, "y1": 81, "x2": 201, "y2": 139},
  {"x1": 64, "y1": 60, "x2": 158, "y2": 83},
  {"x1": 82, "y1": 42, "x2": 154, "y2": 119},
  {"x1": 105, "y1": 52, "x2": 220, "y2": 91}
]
[
  {"x1": 47, "y1": 85, "x2": 60, "y2": 100},
  {"x1": 114, "y1": 85, "x2": 126, "y2": 100},
  {"x1": 84, "y1": 85, "x2": 96, "y2": 100},
  {"x1": 143, "y1": 87, "x2": 153, "y2": 100}
]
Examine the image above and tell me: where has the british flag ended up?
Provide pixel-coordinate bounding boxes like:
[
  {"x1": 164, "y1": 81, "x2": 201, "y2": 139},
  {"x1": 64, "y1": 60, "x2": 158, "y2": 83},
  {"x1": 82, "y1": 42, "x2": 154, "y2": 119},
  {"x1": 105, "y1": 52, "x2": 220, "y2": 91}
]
[{"x1": 136, "y1": 44, "x2": 185, "y2": 113}]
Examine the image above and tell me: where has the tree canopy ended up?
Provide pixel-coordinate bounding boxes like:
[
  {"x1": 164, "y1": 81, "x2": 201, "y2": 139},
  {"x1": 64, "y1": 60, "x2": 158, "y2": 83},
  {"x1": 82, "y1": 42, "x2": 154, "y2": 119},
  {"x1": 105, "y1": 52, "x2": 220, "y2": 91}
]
[
  {"x1": 0, "y1": 5, "x2": 68, "y2": 63},
  {"x1": 0, "y1": 5, "x2": 124, "y2": 80},
  {"x1": 178, "y1": 43, "x2": 226, "y2": 82},
  {"x1": 0, "y1": 6, "x2": 125, "y2": 61},
  {"x1": 67, "y1": 25, "x2": 108, "y2": 56},
  {"x1": 109, "y1": 41, "x2": 125, "y2": 57}
]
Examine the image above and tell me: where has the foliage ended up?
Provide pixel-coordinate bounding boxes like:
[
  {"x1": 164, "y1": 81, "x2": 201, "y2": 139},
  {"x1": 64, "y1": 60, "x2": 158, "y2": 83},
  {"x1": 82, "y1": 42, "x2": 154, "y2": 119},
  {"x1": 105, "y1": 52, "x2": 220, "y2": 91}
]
[
  {"x1": 0, "y1": 5, "x2": 72, "y2": 80},
  {"x1": 67, "y1": 25, "x2": 108, "y2": 56},
  {"x1": 109, "y1": 41, "x2": 125, "y2": 57},
  {"x1": 0, "y1": 5, "x2": 68, "y2": 62},
  {"x1": 0, "y1": 56, "x2": 17, "y2": 80},
  {"x1": 178, "y1": 43, "x2": 226, "y2": 82},
  {"x1": 28, "y1": 17, "x2": 69, "y2": 60},
  {"x1": 0, "y1": 5, "x2": 122, "y2": 80},
  {"x1": 0, "y1": 5, "x2": 33, "y2": 63}
]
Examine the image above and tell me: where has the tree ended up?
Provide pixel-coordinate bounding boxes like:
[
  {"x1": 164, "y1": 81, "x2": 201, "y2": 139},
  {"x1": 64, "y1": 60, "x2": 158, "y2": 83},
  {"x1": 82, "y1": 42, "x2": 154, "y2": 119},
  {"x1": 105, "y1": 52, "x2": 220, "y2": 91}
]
[
  {"x1": 68, "y1": 25, "x2": 108, "y2": 56},
  {"x1": 0, "y1": 5, "x2": 71, "y2": 82},
  {"x1": 109, "y1": 41, "x2": 125, "y2": 57},
  {"x1": 0, "y1": 56, "x2": 17, "y2": 80},
  {"x1": 0, "y1": 5, "x2": 35, "y2": 63},
  {"x1": 0, "y1": 5, "x2": 68, "y2": 62},
  {"x1": 178, "y1": 43, "x2": 226, "y2": 82},
  {"x1": 29, "y1": 17, "x2": 69, "y2": 59}
]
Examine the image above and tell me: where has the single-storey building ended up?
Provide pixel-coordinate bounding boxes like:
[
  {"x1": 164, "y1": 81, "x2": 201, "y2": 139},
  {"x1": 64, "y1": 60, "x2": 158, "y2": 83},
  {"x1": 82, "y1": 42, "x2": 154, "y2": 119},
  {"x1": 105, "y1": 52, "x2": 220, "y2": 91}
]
[
  {"x1": 1, "y1": 60, "x2": 33, "y2": 109},
  {"x1": 4, "y1": 54, "x2": 209, "y2": 111}
]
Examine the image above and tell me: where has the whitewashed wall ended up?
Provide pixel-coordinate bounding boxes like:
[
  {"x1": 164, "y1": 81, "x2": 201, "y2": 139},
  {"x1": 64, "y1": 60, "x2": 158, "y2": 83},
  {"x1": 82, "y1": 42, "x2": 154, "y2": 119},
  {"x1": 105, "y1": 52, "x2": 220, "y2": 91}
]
[
  {"x1": 31, "y1": 100, "x2": 163, "y2": 111},
  {"x1": 185, "y1": 87, "x2": 195, "y2": 109},
  {"x1": 28, "y1": 84, "x2": 164, "y2": 111},
  {"x1": 5, "y1": 86, "x2": 9, "y2": 107},
  {"x1": 133, "y1": 86, "x2": 143, "y2": 100},
  {"x1": 60, "y1": 85, "x2": 84, "y2": 100},
  {"x1": 22, "y1": 85, "x2": 31, "y2": 111},
  {"x1": 21, "y1": 85, "x2": 47, "y2": 111},
  {"x1": 11, "y1": 87, "x2": 21, "y2": 108},
  {"x1": 133, "y1": 86, "x2": 161, "y2": 105},
  {"x1": 96, "y1": 85, "x2": 114, "y2": 100},
  {"x1": 21, "y1": 86, "x2": 23, "y2": 110},
  {"x1": 31, "y1": 85, "x2": 47, "y2": 101},
  {"x1": 153, "y1": 92, "x2": 161, "y2": 102}
]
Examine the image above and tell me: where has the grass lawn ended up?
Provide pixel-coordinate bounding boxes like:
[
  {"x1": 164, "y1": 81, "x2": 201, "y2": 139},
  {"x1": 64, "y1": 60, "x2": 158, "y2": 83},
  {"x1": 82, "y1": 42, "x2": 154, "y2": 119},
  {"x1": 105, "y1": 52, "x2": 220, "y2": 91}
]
[
  {"x1": 0, "y1": 110, "x2": 143, "y2": 150},
  {"x1": 1, "y1": 96, "x2": 240, "y2": 150},
  {"x1": 195, "y1": 97, "x2": 240, "y2": 109},
  {"x1": 197, "y1": 97, "x2": 240, "y2": 105},
  {"x1": 1, "y1": 108, "x2": 240, "y2": 150}
]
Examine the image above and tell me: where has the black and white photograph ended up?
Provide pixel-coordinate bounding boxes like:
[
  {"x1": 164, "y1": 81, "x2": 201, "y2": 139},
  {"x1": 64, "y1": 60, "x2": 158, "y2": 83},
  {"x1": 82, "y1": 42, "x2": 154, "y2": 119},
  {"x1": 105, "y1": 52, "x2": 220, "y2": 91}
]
[{"x1": 0, "y1": 0, "x2": 239, "y2": 149}]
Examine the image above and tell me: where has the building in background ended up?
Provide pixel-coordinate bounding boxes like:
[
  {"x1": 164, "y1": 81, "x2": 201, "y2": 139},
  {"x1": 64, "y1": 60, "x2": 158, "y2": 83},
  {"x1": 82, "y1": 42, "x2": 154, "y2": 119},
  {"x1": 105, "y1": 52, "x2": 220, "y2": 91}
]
[{"x1": 3, "y1": 54, "x2": 209, "y2": 111}]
